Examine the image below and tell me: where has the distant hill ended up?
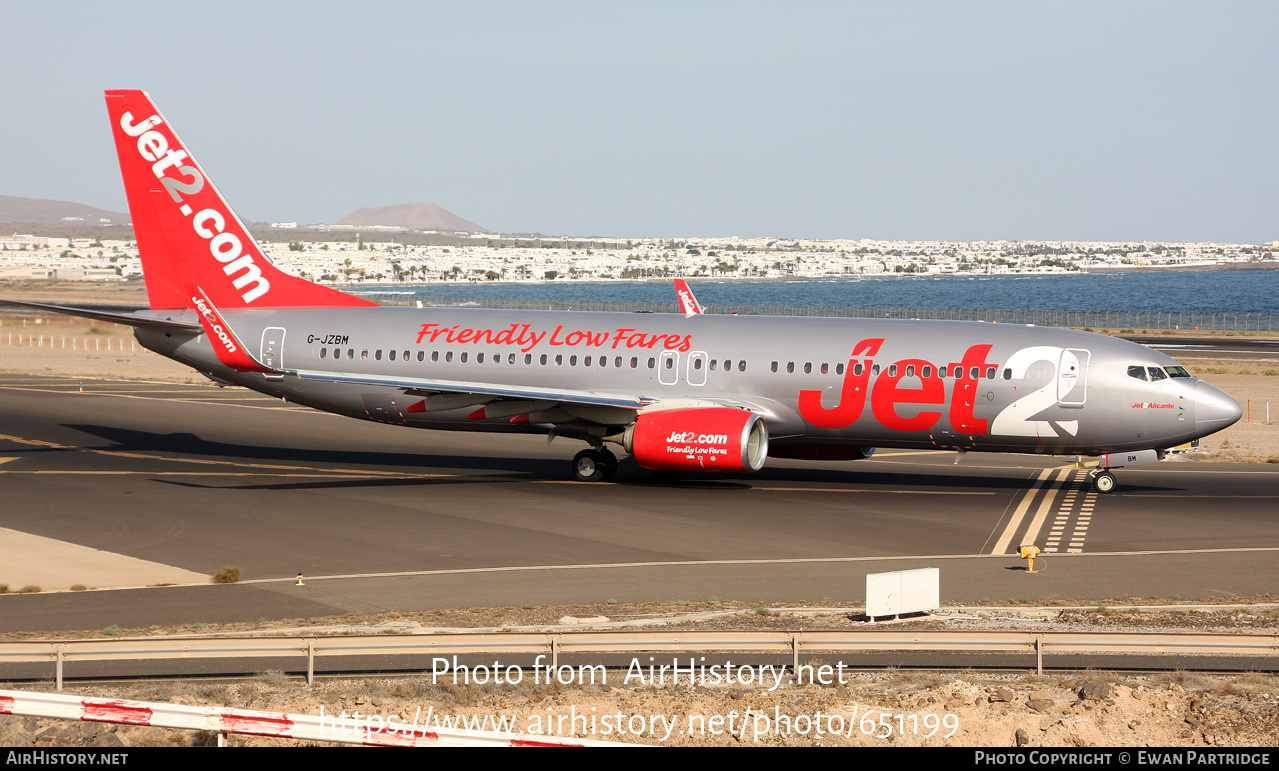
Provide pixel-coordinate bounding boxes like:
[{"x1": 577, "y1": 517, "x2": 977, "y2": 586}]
[
  {"x1": 337, "y1": 203, "x2": 490, "y2": 234},
  {"x1": 0, "y1": 195, "x2": 129, "y2": 225}
]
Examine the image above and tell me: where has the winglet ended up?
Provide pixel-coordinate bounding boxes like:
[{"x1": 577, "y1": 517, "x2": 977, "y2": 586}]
[
  {"x1": 674, "y1": 279, "x2": 703, "y2": 316},
  {"x1": 189, "y1": 286, "x2": 276, "y2": 373}
]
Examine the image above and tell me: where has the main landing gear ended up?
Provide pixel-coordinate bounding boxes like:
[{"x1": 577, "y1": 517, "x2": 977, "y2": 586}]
[{"x1": 572, "y1": 447, "x2": 618, "y2": 483}]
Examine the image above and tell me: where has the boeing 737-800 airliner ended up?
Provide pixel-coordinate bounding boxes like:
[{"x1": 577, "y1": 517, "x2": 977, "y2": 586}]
[{"x1": 0, "y1": 91, "x2": 1243, "y2": 492}]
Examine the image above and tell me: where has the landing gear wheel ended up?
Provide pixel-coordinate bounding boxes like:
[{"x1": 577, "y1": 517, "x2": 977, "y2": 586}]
[
  {"x1": 1092, "y1": 470, "x2": 1116, "y2": 494},
  {"x1": 572, "y1": 449, "x2": 617, "y2": 483}
]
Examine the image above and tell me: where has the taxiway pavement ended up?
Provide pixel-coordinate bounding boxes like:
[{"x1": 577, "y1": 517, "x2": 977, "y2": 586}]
[{"x1": 1, "y1": 374, "x2": 1276, "y2": 633}]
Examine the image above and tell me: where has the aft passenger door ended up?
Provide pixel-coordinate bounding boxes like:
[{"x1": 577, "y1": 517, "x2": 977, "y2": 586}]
[{"x1": 261, "y1": 327, "x2": 286, "y2": 381}]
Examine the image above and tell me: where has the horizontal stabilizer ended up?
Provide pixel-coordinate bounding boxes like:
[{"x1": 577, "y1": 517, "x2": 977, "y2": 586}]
[{"x1": 0, "y1": 298, "x2": 199, "y2": 331}]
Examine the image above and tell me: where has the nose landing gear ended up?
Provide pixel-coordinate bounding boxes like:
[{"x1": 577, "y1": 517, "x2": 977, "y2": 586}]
[{"x1": 1089, "y1": 469, "x2": 1117, "y2": 493}]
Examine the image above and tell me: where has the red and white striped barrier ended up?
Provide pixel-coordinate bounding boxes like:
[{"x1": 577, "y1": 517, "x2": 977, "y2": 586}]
[{"x1": 0, "y1": 689, "x2": 631, "y2": 747}]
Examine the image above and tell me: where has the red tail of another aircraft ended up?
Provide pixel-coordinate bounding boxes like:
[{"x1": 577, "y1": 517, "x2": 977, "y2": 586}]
[{"x1": 104, "y1": 90, "x2": 375, "y2": 311}]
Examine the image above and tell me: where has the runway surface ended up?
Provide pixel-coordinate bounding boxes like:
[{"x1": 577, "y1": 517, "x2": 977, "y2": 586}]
[
  {"x1": 1124, "y1": 335, "x2": 1279, "y2": 360},
  {"x1": 1, "y1": 374, "x2": 1277, "y2": 633}
]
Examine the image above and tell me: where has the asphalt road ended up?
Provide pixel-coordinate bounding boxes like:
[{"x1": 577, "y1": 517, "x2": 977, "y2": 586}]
[{"x1": 1, "y1": 374, "x2": 1277, "y2": 634}]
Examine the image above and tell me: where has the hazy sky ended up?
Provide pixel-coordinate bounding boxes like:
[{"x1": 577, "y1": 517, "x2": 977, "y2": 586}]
[{"x1": 6, "y1": 2, "x2": 1277, "y2": 242}]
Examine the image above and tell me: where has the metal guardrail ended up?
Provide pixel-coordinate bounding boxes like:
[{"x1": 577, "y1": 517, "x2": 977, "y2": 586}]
[
  {"x1": 356, "y1": 296, "x2": 1279, "y2": 332},
  {"x1": 2, "y1": 629, "x2": 1276, "y2": 688}
]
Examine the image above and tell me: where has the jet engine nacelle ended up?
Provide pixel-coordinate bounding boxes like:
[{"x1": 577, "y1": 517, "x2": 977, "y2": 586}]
[{"x1": 624, "y1": 407, "x2": 769, "y2": 474}]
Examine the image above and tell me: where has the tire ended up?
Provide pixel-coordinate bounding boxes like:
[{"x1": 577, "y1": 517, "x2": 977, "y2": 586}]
[
  {"x1": 1093, "y1": 471, "x2": 1116, "y2": 494},
  {"x1": 598, "y1": 448, "x2": 619, "y2": 482},
  {"x1": 572, "y1": 449, "x2": 607, "y2": 483}
]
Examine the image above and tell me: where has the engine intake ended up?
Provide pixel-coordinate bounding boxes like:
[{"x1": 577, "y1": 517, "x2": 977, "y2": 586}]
[{"x1": 624, "y1": 407, "x2": 768, "y2": 473}]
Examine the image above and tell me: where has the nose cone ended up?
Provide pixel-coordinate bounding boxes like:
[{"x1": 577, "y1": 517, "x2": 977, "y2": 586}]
[{"x1": 1195, "y1": 381, "x2": 1243, "y2": 432}]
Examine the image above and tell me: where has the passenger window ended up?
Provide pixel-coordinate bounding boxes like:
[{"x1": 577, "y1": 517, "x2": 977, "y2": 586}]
[
  {"x1": 362, "y1": 350, "x2": 369, "y2": 360},
  {"x1": 738, "y1": 360, "x2": 746, "y2": 372},
  {"x1": 803, "y1": 362, "x2": 811, "y2": 374},
  {"x1": 836, "y1": 362, "x2": 844, "y2": 375},
  {"x1": 786, "y1": 362, "x2": 795, "y2": 373},
  {"x1": 569, "y1": 355, "x2": 577, "y2": 366},
  {"x1": 540, "y1": 354, "x2": 547, "y2": 365},
  {"x1": 985, "y1": 367, "x2": 996, "y2": 379},
  {"x1": 509, "y1": 353, "x2": 516, "y2": 364},
  {"x1": 771, "y1": 361, "x2": 778, "y2": 373},
  {"x1": 853, "y1": 363, "x2": 862, "y2": 376},
  {"x1": 710, "y1": 360, "x2": 718, "y2": 371},
  {"x1": 614, "y1": 357, "x2": 622, "y2": 367},
  {"x1": 376, "y1": 350, "x2": 383, "y2": 361},
  {"x1": 648, "y1": 358, "x2": 655, "y2": 368},
  {"x1": 821, "y1": 363, "x2": 828, "y2": 374},
  {"x1": 1003, "y1": 368, "x2": 1012, "y2": 380},
  {"x1": 417, "y1": 351, "x2": 424, "y2": 362},
  {"x1": 888, "y1": 364, "x2": 897, "y2": 377},
  {"x1": 905, "y1": 365, "x2": 915, "y2": 377},
  {"x1": 969, "y1": 367, "x2": 978, "y2": 379},
  {"x1": 872, "y1": 364, "x2": 880, "y2": 375},
  {"x1": 445, "y1": 351, "x2": 452, "y2": 362},
  {"x1": 432, "y1": 351, "x2": 439, "y2": 362},
  {"x1": 555, "y1": 355, "x2": 563, "y2": 365},
  {"x1": 693, "y1": 358, "x2": 703, "y2": 370},
  {"x1": 631, "y1": 357, "x2": 638, "y2": 368},
  {"x1": 585, "y1": 356, "x2": 593, "y2": 366},
  {"x1": 390, "y1": 350, "x2": 397, "y2": 361},
  {"x1": 320, "y1": 348, "x2": 327, "y2": 359},
  {"x1": 664, "y1": 357, "x2": 673, "y2": 369},
  {"x1": 460, "y1": 352, "x2": 468, "y2": 363},
  {"x1": 922, "y1": 365, "x2": 932, "y2": 378},
  {"x1": 477, "y1": 352, "x2": 483, "y2": 363}
]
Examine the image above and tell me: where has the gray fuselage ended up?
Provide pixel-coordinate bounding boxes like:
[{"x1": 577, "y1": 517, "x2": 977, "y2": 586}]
[{"x1": 135, "y1": 306, "x2": 1241, "y2": 457}]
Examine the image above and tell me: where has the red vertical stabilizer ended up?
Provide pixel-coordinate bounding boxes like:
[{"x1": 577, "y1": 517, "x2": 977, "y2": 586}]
[{"x1": 104, "y1": 90, "x2": 377, "y2": 310}]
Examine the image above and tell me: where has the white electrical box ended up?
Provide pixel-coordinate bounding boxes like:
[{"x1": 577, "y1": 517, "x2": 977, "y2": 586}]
[{"x1": 865, "y1": 568, "x2": 940, "y2": 619}]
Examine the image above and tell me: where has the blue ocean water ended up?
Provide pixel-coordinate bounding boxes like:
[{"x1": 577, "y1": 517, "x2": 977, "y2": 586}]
[{"x1": 354, "y1": 270, "x2": 1279, "y2": 315}]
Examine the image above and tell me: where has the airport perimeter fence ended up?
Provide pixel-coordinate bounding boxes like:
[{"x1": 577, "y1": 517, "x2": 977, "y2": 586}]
[{"x1": 371, "y1": 295, "x2": 1279, "y2": 332}]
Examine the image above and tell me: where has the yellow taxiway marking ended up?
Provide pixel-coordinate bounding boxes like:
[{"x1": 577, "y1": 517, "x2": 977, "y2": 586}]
[
  {"x1": 754, "y1": 486, "x2": 993, "y2": 494},
  {"x1": 0, "y1": 470, "x2": 417, "y2": 478},
  {"x1": 989, "y1": 467, "x2": 1058, "y2": 556},
  {"x1": 0, "y1": 457, "x2": 18, "y2": 465},
  {"x1": 0, "y1": 432, "x2": 408, "y2": 476},
  {"x1": 0, "y1": 385, "x2": 309, "y2": 412},
  {"x1": 1017, "y1": 466, "x2": 1075, "y2": 552},
  {"x1": 226, "y1": 545, "x2": 1279, "y2": 586}
]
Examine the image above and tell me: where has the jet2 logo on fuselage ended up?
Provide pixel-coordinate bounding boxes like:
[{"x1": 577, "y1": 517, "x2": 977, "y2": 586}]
[{"x1": 798, "y1": 338, "x2": 994, "y2": 435}]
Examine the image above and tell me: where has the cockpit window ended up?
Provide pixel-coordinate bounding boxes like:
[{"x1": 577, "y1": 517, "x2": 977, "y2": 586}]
[
  {"x1": 1127, "y1": 365, "x2": 1148, "y2": 381},
  {"x1": 1165, "y1": 366, "x2": 1192, "y2": 378},
  {"x1": 1147, "y1": 366, "x2": 1168, "y2": 381}
]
